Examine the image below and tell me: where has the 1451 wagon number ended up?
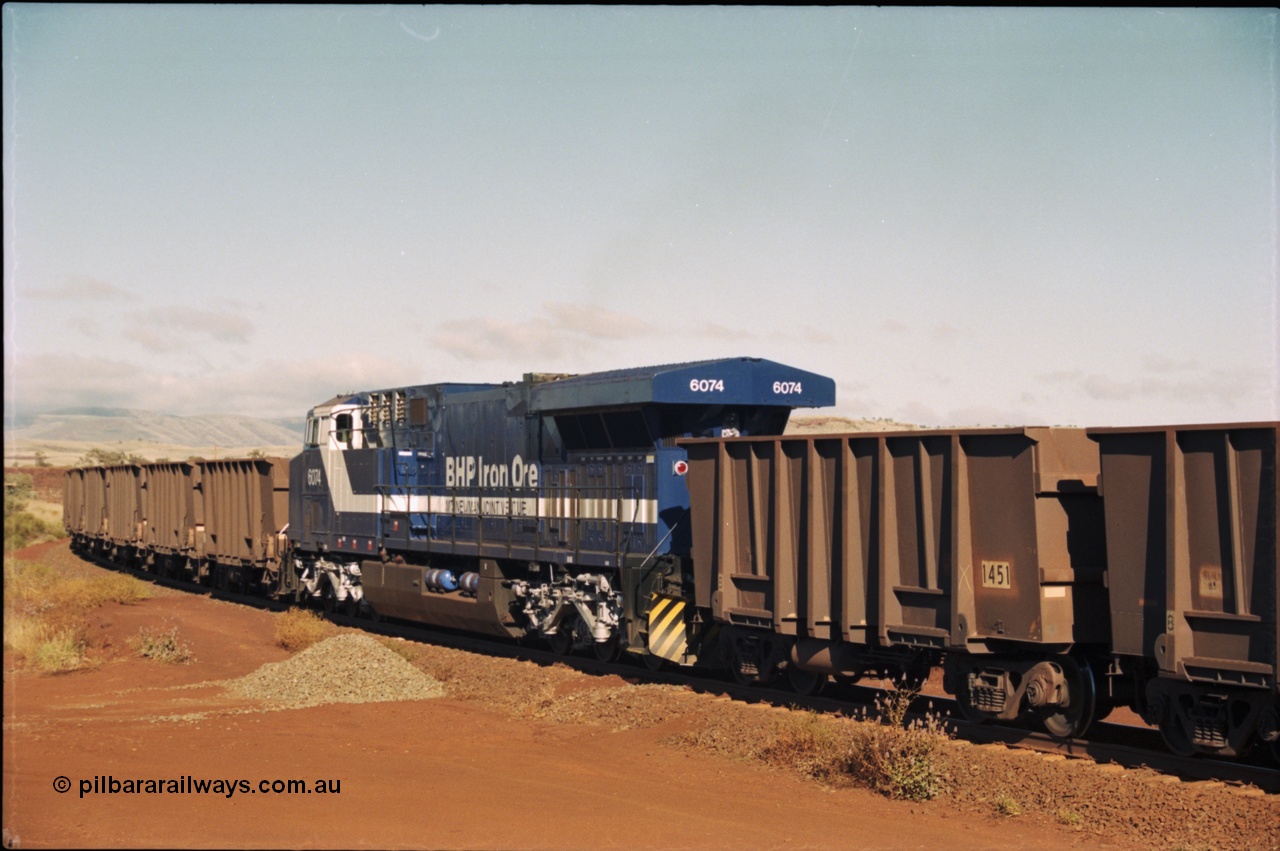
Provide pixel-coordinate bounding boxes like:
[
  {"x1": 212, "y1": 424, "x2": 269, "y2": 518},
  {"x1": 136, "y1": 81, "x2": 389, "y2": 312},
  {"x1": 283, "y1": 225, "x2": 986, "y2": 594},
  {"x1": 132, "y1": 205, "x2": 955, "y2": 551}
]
[{"x1": 981, "y1": 560, "x2": 1012, "y2": 589}]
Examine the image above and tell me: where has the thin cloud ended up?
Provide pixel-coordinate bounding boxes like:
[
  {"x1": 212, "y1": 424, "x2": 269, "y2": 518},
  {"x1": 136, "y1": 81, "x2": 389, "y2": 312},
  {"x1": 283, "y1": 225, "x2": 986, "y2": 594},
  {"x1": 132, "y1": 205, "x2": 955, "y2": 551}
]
[
  {"x1": 931, "y1": 324, "x2": 962, "y2": 342},
  {"x1": 124, "y1": 307, "x2": 254, "y2": 352},
  {"x1": 5, "y1": 353, "x2": 147, "y2": 416},
  {"x1": 434, "y1": 303, "x2": 656, "y2": 362},
  {"x1": 23, "y1": 276, "x2": 138, "y2": 302},
  {"x1": 542, "y1": 302, "x2": 657, "y2": 339},
  {"x1": 1141, "y1": 353, "x2": 1201, "y2": 373}
]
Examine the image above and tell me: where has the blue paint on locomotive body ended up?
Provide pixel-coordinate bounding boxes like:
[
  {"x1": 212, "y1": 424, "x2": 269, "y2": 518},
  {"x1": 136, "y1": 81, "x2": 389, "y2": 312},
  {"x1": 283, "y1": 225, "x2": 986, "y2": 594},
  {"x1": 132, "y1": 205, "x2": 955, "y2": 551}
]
[{"x1": 289, "y1": 358, "x2": 834, "y2": 567}]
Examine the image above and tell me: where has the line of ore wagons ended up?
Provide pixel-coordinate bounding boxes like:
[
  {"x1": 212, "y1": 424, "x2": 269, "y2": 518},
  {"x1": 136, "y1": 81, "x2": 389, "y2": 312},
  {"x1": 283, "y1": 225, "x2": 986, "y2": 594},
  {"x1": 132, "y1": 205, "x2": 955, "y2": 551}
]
[{"x1": 61, "y1": 422, "x2": 1277, "y2": 761}]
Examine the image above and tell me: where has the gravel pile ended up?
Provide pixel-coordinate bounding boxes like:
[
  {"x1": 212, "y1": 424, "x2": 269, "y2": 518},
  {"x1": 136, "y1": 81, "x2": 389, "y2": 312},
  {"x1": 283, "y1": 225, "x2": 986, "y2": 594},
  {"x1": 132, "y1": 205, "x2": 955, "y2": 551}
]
[{"x1": 226, "y1": 634, "x2": 445, "y2": 708}]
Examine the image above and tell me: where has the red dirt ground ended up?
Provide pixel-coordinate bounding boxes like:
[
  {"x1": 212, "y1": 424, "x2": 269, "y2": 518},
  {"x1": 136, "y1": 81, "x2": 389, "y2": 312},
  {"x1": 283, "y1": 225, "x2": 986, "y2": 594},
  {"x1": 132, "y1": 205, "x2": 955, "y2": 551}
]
[{"x1": 4, "y1": 541, "x2": 1276, "y2": 850}]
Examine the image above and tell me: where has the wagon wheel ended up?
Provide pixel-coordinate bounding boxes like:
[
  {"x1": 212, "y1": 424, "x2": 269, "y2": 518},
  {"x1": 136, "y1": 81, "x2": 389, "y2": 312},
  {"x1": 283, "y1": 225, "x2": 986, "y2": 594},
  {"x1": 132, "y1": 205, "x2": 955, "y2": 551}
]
[
  {"x1": 786, "y1": 665, "x2": 828, "y2": 697},
  {"x1": 1152, "y1": 696, "x2": 1195, "y2": 757},
  {"x1": 1038, "y1": 655, "x2": 1097, "y2": 740}
]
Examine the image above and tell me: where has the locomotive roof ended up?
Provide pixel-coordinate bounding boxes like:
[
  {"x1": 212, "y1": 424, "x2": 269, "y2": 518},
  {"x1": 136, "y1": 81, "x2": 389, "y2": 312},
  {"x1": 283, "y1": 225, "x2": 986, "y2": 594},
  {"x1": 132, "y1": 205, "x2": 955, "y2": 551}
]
[
  {"x1": 526, "y1": 356, "x2": 835, "y2": 412},
  {"x1": 311, "y1": 358, "x2": 835, "y2": 414}
]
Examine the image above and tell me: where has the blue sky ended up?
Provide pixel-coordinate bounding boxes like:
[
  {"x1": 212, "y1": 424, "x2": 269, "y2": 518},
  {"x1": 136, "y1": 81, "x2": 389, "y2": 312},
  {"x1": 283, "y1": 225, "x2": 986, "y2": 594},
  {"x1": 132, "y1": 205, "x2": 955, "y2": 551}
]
[{"x1": 4, "y1": 6, "x2": 1276, "y2": 427}]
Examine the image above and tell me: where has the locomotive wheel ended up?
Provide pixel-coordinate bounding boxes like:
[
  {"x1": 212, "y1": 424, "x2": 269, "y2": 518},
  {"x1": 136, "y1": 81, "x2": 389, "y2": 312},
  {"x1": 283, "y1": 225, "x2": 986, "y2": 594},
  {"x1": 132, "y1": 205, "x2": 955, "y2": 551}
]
[
  {"x1": 786, "y1": 665, "x2": 827, "y2": 697},
  {"x1": 547, "y1": 627, "x2": 572, "y2": 656},
  {"x1": 593, "y1": 635, "x2": 621, "y2": 663},
  {"x1": 1039, "y1": 655, "x2": 1097, "y2": 740},
  {"x1": 641, "y1": 650, "x2": 666, "y2": 671}
]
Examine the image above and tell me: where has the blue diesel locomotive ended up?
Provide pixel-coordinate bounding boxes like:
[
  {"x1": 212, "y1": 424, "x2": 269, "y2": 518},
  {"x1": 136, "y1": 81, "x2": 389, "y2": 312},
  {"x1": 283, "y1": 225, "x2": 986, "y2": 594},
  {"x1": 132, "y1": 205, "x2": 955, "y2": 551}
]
[{"x1": 284, "y1": 357, "x2": 835, "y2": 660}]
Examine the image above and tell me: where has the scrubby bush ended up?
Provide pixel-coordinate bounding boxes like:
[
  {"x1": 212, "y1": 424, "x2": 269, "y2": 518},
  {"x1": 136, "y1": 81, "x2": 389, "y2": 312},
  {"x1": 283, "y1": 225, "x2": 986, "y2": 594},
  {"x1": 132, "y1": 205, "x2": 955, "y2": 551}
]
[
  {"x1": 4, "y1": 512, "x2": 65, "y2": 551},
  {"x1": 135, "y1": 625, "x2": 193, "y2": 664},
  {"x1": 4, "y1": 472, "x2": 65, "y2": 551},
  {"x1": 846, "y1": 686, "x2": 951, "y2": 801},
  {"x1": 274, "y1": 607, "x2": 334, "y2": 651},
  {"x1": 74, "y1": 447, "x2": 146, "y2": 466},
  {"x1": 5, "y1": 472, "x2": 35, "y2": 503}
]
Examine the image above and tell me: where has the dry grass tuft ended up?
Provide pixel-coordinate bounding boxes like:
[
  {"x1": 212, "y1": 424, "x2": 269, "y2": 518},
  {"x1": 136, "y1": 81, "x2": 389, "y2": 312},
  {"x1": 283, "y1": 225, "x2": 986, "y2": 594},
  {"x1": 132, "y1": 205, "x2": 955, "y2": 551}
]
[
  {"x1": 4, "y1": 556, "x2": 154, "y2": 673},
  {"x1": 274, "y1": 607, "x2": 335, "y2": 652},
  {"x1": 761, "y1": 710, "x2": 859, "y2": 786}
]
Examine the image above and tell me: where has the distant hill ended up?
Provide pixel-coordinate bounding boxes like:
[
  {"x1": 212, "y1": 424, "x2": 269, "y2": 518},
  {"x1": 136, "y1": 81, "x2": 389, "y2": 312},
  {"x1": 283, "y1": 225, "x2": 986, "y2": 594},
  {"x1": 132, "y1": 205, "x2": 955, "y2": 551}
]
[{"x1": 6, "y1": 409, "x2": 302, "y2": 447}]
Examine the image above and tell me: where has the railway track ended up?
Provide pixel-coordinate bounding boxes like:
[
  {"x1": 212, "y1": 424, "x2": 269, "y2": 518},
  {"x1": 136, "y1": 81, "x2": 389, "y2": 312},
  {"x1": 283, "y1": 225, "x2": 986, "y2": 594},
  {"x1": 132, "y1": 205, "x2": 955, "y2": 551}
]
[{"x1": 86, "y1": 548, "x2": 1280, "y2": 795}]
